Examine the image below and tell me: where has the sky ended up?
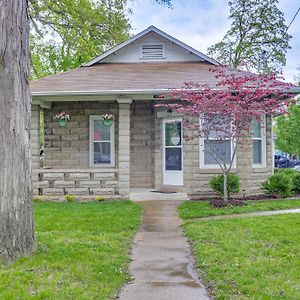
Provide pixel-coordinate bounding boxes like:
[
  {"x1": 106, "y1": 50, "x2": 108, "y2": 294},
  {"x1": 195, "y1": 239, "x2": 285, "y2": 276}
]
[{"x1": 129, "y1": 0, "x2": 300, "y2": 83}]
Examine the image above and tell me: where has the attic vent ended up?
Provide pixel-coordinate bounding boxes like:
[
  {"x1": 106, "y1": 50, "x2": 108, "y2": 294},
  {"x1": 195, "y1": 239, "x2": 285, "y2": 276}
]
[{"x1": 140, "y1": 43, "x2": 165, "y2": 59}]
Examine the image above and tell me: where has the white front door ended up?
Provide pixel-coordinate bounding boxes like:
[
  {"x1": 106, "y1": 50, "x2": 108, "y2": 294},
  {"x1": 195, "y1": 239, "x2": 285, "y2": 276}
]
[{"x1": 163, "y1": 119, "x2": 183, "y2": 186}]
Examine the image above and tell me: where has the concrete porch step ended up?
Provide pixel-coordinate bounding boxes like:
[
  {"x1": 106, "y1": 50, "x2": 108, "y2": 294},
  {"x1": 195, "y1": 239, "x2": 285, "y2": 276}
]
[{"x1": 129, "y1": 189, "x2": 189, "y2": 201}]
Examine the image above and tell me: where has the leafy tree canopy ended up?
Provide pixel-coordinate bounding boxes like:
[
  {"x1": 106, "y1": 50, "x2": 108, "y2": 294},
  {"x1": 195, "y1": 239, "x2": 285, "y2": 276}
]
[
  {"x1": 275, "y1": 104, "x2": 300, "y2": 155},
  {"x1": 207, "y1": 0, "x2": 291, "y2": 73},
  {"x1": 29, "y1": 0, "x2": 132, "y2": 79}
]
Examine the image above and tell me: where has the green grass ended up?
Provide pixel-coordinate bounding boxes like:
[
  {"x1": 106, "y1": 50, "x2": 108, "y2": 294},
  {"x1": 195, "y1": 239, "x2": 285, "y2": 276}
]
[
  {"x1": 178, "y1": 199, "x2": 300, "y2": 219},
  {"x1": 183, "y1": 214, "x2": 300, "y2": 300},
  {"x1": 0, "y1": 201, "x2": 141, "y2": 300}
]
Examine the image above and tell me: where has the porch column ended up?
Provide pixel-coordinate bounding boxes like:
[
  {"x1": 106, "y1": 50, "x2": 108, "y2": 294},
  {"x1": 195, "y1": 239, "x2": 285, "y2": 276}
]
[
  {"x1": 117, "y1": 98, "x2": 132, "y2": 197},
  {"x1": 31, "y1": 104, "x2": 40, "y2": 195}
]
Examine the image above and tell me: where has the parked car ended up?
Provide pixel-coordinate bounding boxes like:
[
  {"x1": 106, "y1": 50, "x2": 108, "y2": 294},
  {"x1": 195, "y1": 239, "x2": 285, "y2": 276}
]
[
  {"x1": 274, "y1": 154, "x2": 300, "y2": 168},
  {"x1": 294, "y1": 165, "x2": 300, "y2": 173}
]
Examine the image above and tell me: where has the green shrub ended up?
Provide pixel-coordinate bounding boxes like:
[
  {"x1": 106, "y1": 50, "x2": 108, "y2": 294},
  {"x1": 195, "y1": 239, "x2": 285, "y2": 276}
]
[
  {"x1": 261, "y1": 173, "x2": 294, "y2": 198},
  {"x1": 65, "y1": 194, "x2": 76, "y2": 202},
  {"x1": 275, "y1": 168, "x2": 298, "y2": 177},
  {"x1": 32, "y1": 197, "x2": 42, "y2": 203},
  {"x1": 292, "y1": 173, "x2": 300, "y2": 193},
  {"x1": 209, "y1": 174, "x2": 240, "y2": 198},
  {"x1": 95, "y1": 196, "x2": 106, "y2": 202}
]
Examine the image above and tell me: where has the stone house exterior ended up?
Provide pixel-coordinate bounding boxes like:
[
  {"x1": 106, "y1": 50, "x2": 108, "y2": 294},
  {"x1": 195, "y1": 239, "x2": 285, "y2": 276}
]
[{"x1": 30, "y1": 26, "x2": 276, "y2": 199}]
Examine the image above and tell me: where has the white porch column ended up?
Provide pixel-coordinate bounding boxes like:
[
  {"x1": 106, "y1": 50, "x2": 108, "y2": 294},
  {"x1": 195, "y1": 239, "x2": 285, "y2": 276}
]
[
  {"x1": 117, "y1": 98, "x2": 132, "y2": 197},
  {"x1": 31, "y1": 105, "x2": 41, "y2": 195}
]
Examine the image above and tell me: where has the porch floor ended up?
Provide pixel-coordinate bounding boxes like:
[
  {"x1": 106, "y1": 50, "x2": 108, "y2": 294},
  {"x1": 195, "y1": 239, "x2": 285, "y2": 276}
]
[{"x1": 129, "y1": 188, "x2": 189, "y2": 201}]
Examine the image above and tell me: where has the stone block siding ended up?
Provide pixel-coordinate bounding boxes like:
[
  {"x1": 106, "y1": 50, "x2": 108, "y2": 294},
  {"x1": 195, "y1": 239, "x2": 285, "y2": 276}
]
[
  {"x1": 37, "y1": 169, "x2": 118, "y2": 196},
  {"x1": 43, "y1": 102, "x2": 119, "y2": 168},
  {"x1": 183, "y1": 116, "x2": 273, "y2": 196},
  {"x1": 31, "y1": 105, "x2": 41, "y2": 195},
  {"x1": 130, "y1": 101, "x2": 155, "y2": 188}
]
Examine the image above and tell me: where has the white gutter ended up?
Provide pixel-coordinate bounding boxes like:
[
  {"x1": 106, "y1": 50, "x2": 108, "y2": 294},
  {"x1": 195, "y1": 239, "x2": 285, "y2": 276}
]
[
  {"x1": 31, "y1": 86, "x2": 300, "y2": 97},
  {"x1": 31, "y1": 89, "x2": 175, "y2": 97}
]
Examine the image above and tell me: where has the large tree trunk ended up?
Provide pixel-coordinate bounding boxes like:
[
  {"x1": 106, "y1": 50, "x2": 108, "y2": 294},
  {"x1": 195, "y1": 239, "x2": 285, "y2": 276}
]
[{"x1": 0, "y1": 0, "x2": 35, "y2": 262}]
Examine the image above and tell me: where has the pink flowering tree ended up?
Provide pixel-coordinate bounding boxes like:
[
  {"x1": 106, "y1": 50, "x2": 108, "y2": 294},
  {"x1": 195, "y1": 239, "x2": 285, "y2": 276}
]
[{"x1": 157, "y1": 66, "x2": 291, "y2": 202}]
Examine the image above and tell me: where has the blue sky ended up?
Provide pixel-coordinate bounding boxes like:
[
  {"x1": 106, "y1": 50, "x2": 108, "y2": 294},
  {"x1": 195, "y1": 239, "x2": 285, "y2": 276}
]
[{"x1": 129, "y1": 0, "x2": 300, "y2": 83}]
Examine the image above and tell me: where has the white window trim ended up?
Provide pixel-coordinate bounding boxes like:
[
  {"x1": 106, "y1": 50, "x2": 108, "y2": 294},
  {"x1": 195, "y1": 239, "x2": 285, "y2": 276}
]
[
  {"x1": 89, "y1": 115, "x2": 115, "y2": 168},
  {"x1": 139, "y1": 42, "x2": 166, "y2": 60},
  {"x1": 162, "y1": 118, "x2": 183, "y2": 173},
  {"x1": 199, "y1": 117, "x2": 236, "y2": 169},
  {"x1": 252, "y1": 117, "x2": 267, "y2": 168}
]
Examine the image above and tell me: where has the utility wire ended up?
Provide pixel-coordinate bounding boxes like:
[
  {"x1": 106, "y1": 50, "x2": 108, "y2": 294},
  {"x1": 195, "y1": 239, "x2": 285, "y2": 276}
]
[
  {"x1": 287, "y1": 6, "x2": 300, "y2": 32},
  {"x1": 261, "y1": 6, "x2": 300, "y2": 72}
]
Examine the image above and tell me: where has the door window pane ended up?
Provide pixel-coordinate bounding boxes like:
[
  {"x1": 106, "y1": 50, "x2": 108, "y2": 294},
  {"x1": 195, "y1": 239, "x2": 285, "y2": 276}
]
[
  {"x1": 253, "y1": 140, "x2": 262, "y2": 164},
  {"x1": 204, "y1": 140, "x2": 231, "y2": 165},
  {"x1": 165, "y1": 121, "x2": 182, "y2": 146},
  {"x1": 165, "y1": 148, "x2": 182, "y2": 170},
  {"x1": 94, "y1": 142, "x2": 111, "y2": 164},
  {"x1": 94, "y1": 120, "x2": 110, "y2": 141}
]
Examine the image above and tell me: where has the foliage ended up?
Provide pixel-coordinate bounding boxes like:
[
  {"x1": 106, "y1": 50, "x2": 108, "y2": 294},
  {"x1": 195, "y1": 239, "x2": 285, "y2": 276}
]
[
  {"x1": 95, "y1": 196, "x2": 106, "y2": 202},
  {"x1": 292, "y1": 173, "x2": 300, "y2": 193},
  {"x1": 0, "y1": 201, "x2": 141, "y2": 299},
  {"x1": 182, "y1": 214, "x2": 300, "y2": 299},
  {"x1": 274, "y1": 168, "x2": 298, "y2": 177},
  {"x1": 207, "y1": 0, "x2": 291, "y2": 73},
  {"x1": 65, "y1": 194, "x2": 76, "y2": 202},
  {"x1": 54, "y1": 111, "x2": 71, "y2": 122},
  {"x1": 261, "y1": 173, "x2": 294, "y2": 198},
  {"x1": 178, "y1": 199, "x2": 300, "y2": 219},
  {"x1": 32, "y1": 197, "x2": 42, "y2": 203},
  {"x1": 209, "y1": 174, "x2": 240, "y2": 198},
  {"x1": 157, "y1": 65, "x2": 291, "y2": 201},
  {"x1": 275, "y1": 104, "x2": 300, "y2": 155},
  {"x1": 29, "y1": 0, "x2": 131, "y2": 79}
]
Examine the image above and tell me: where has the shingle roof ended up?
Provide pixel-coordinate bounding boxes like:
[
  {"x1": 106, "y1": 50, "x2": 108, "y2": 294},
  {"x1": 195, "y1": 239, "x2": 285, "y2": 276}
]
[{"x1": 30, "y1": 62, "x2": 220, "y2": 95}]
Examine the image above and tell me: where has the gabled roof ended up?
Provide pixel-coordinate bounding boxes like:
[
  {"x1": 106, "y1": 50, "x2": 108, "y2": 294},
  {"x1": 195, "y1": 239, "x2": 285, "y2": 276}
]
[{"x1": 83, "y1": 25, "x2": 219, "y2": 66}]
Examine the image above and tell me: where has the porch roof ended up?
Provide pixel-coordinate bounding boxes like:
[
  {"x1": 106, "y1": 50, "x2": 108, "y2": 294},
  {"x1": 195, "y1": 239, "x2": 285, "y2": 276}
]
[
  {"x1": 30, "y1": 62, "x2": 300, "y2": 97},
  {"x1": 30, "y1": 62, "x2": 218, "y2": 96}
]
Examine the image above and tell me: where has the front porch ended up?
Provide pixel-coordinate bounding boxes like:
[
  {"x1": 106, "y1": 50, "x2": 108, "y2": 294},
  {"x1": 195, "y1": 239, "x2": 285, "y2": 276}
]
[{"x1": 31, "y1": 98, "x2": 186, "y2": 198}]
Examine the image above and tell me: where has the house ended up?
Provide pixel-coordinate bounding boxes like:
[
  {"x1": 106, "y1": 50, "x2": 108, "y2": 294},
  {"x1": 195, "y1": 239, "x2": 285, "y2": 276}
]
[{"x1": 30, "y1": 25, "x2": 276, "y2": 199}]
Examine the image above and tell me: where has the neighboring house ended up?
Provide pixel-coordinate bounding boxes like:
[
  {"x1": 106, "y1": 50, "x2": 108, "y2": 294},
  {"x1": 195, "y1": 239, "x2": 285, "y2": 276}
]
[{"x1": 30, "y1": 26, "x2": 280, "y2": 198}]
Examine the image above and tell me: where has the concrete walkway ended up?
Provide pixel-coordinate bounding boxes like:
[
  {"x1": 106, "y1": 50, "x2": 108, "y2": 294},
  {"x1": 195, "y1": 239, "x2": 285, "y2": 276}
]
[
  {"x1": 196, "y1": 208, "x2": 300, "y2": 221},
  {"x1": 118, "y1": 200, "x2": 210, "y2": 300}
]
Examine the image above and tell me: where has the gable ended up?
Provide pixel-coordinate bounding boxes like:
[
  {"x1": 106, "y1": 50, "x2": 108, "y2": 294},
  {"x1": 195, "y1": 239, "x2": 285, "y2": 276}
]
[
  {"x1": 101, "y1": 32, "x2": 203, "y2": 63},
  {"x1": 83, "y1": 26, "x2": 218, "y2": 66}
]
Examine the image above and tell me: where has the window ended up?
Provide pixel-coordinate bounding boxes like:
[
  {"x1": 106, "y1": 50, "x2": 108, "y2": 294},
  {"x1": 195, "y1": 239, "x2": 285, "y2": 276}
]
[
  {"x1": 140, "y1": 43, "x2": 165, "y2": 59},
  {"x1": 89, "y1": 116, "x2": 115, "y2": 167},
  {"x1": 199, "y1": 116, "x2": 235, "y2": 169},
  {"x1": 252, "y1": 118, "x2": 266, "y2": 167}
]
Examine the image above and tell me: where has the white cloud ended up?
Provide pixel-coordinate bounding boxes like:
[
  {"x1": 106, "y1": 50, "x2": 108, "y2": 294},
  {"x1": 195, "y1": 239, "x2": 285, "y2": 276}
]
[{"x1": 129, "y1": 0, "x2": 300, "y2": 83}]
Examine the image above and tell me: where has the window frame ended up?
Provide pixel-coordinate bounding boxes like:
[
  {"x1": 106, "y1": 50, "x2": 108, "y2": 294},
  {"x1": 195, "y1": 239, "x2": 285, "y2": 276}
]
[
  {"x1": 89, "y1": 115, "x2": 115, "y2": 168},
  {"x1": 199, "y1": 117, "x2": 236, "y2": 169},
  {"x1": 252, "y1": 117, "x2": 267, "y2": 168}
]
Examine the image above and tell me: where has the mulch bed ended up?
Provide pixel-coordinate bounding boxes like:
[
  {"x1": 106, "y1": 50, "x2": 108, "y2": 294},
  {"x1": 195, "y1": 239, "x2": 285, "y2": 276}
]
[
  {"x1": 210, "y1": 199, "x2": 247, "y2": 208},
  {"x1": 190, "y1": 194, "x2": 300, "y2": 208}
]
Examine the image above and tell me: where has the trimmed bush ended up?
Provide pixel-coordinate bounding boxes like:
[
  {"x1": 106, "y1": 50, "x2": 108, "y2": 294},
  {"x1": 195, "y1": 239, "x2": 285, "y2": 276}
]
[
  {"x1": 65, "y1": 194, "x2": 76, "y2": 202},
  {"x1": 209, "y1": 174, "x2": 240, "y2": 198},
  {"x1": 95, "y1": 196, "x2": 106, "y2": 202},
  {"x1": 275, "y1": 168, "x2": 298, "y2": 177},
  {"x1": 261, "y1": 173, "x2": 294, "y2": 198},
  {"x1": 292, "y1": 173, "x2": 300, "y2": 193}
]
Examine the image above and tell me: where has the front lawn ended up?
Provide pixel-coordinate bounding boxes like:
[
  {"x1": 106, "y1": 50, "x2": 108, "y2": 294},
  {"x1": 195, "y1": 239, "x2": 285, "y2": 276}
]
[
  {"x1": 183, "y1": 214, "x2": 300, "y2": 299},
  {"x1": 0, "y1": 201, "x2": 141, "y2": 299},
  {"x1": 178, "y1": 199, "x2": 300, "y2": 219}
]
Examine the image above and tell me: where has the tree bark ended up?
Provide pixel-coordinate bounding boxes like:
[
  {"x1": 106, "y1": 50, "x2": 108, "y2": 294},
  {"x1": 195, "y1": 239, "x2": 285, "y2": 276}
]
[{"x1": 0, "y1": 0, "x2": 35, "y2": 262}]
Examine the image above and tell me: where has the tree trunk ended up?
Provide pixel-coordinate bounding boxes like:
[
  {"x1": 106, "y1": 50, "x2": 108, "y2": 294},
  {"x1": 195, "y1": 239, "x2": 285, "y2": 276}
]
[
  {"x1": 223, "y1": 172, "x2": 229, "y2": 203},
  {"x1": 0, "y1": 0, "x2": 35, "y2": 262}
]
